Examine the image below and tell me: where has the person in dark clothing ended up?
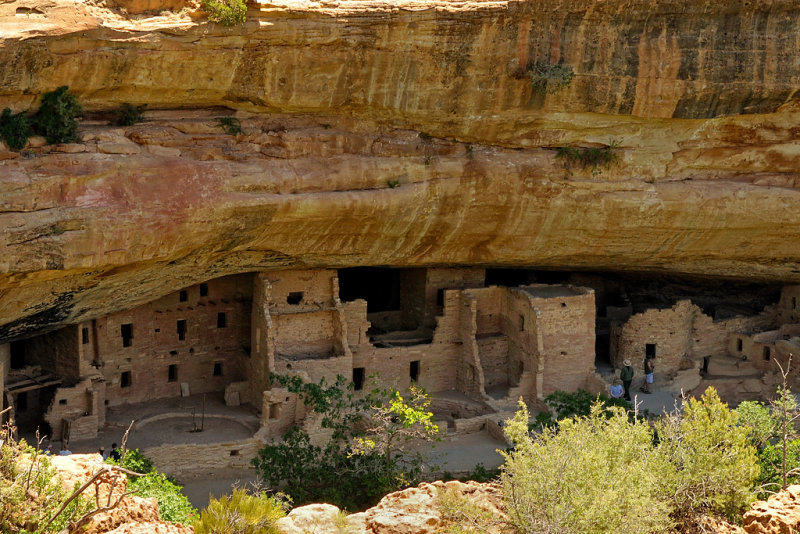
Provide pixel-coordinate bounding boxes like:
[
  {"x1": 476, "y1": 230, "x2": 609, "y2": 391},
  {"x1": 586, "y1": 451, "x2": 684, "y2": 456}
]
[
  {"x1": 109, "y1": 442, "x2": 121, "y2": 461},
  {"x1": 620, "y1": 360, "x2": 634, "y2": 401}
]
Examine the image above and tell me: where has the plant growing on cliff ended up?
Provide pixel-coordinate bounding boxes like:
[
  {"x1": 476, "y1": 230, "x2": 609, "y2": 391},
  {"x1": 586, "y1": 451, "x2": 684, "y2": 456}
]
[
  {"x1": 33, "y1": 86, "x2": 83, "y2": 144},
  {"x1": 114, "y1": 103, "x2": 146, "y2": 126},
  {"x1": 202, "y1": 0, "x2": 246, "y2": 26},
  {"x1": 193, "y1": 487, "x2": 288, "y2": 534},
  {"x1": 555, "y1": 140, "x2": 620, "y2": 177},
  {"x1": 0, "y1": 108, "x2": 31, "y2": 150},
  {"x1": 106, "y1": 447, "x2": 196, "y2": 523},
  {"x1": 252, "y1": 374, "x2": 439, "y2": 510},
  {"x1": 528, "y1": 61, "x2": 574, "y2": 95},
  {"x1": 217, "y1": 116, "x2": 243, "y2": 135},
  {"x1": 0, "y1": 417, "x2": 94, "y2": 533}
]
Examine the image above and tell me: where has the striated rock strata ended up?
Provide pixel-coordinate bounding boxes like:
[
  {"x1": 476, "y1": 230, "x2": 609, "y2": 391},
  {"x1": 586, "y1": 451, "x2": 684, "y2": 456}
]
[{"x1": 0, "y1": 0, "x2": 800, "y2": 337}]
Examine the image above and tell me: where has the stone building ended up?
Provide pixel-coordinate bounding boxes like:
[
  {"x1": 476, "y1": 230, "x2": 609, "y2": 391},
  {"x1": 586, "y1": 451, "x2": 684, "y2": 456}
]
[{"x1": 0, "y1": 268, "x2": 598, "y2": 447}]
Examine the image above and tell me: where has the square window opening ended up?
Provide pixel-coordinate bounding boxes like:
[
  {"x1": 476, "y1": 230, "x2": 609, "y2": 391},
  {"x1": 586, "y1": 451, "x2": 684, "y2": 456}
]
[
  {"x1": 177, "y1": 320, "x2": 187, "y2": 341},
  {"x1": 179, "y1": 290, "x2": 188, "y2": 302},
  {"x1": 217, "y1": 312, "x2": 227, "y2": 328},
  {"x1": 121, "y1": 324, "x2": 133, "y2": 348},
  {"x1": 353, "y1": 367, "x2": 365, "y2": 391},
  {"x1": 213, "y1": 362, "x2": 223, "y2": 376},
  {"x1": 168, "y1": 364, "x2": 178, "y2": 382},
  {"x1": 58, "y1": 399, "x2": 67, "y2": 406},
  {"x1": 410, "y1": 360, "x2": 420, "y2": 382},
  {"x1": 200, "y1": 283, "x2": 208, "y2": 297},
  {"x1": 287, "y1": 291, "x2": 303, "y2": 305},
  {"x1": 120, "y1": 371, "x2": 132, "y2": 388},
  {"x1": 645, "y1": 343, "x2": 656, "y2": 358},
  {"x1": 81, "y1": 327, "x2": 89, "y2": 345}
]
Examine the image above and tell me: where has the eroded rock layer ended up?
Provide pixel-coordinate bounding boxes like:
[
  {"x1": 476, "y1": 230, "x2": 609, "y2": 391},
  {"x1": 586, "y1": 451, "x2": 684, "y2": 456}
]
[{"x1": 1, "y1": 0, "x2": 800, "y2": 339}]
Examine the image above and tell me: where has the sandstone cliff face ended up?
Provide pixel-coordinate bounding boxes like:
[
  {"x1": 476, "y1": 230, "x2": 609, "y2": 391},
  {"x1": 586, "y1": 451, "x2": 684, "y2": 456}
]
[{"x1": 1, "y1": 0, "x2": 800, "y2": 338}]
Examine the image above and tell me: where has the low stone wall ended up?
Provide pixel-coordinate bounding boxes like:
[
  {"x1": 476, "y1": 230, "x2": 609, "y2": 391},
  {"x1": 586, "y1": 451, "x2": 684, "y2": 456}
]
[{"x1": 145, "y1": 437, "x2": 263, "y2": 478}]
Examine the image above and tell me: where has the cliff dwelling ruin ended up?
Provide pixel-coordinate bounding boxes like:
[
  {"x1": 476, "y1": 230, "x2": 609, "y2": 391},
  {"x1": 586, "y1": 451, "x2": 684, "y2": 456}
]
[{"x1": 2, "y1": 266, "x2": 799, "y2": 475}]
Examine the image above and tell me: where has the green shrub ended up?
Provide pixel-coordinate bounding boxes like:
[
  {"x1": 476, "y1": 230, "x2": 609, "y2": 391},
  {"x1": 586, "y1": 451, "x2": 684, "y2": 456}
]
[
  {"x1": 33, "y1": 86, "x2": 83, "y2": 144},
  {"x1": 0, "y1": 108, "x2": 30, "y2": 150},
  {"x1": 528, "y1": 61, "x2": 574, "y2": 95},
  {"x1": 252, "y1": 374, "x2": 439, "y2": 510},
  {"x1": 436, "y1": 486, "x2": 498, "y2": 534},
  {"x1": 555, "y1": 142, "x2": 620, "y2": 177},
  {"x1": 130, "y1": 472, "x2": 196, "y2": 523},
  {"x1": 501, "y1": 400, "x2": 673, "y2": 534},
  {"x1": 202, "y1": 0, "x2": 246, "y2": 26},
  {"x1": 106, "y1": 448, "x2": 195, "y2": 524},
  {"x1": 1, "y1": 423, "x2": 93, "y2": 533},
  {"x1": 114, "y1": 103, "x2": 146, "y2": 126},
  {"x1": 756, "y1": 439, "x2": 800, "y2": 497},
  {"x1": 533, "y1": 388, "x2": 634, "y2": 430},
  {"x1": 735, "y1": 400, "x2": 778, "y2": 449},
  {"x1": 193, "y1": 487, "x2": 287, "y2": 534},
  {"x1": 216, "y1": 116, "x2": 242, "y2": 135},
  {"x1": 657, "y1": 387, "x2": 760, "y2": 520}
]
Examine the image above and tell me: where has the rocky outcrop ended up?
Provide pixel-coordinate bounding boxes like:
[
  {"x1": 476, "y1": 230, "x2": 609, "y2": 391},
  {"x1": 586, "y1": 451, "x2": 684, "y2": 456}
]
[
  {"x1": 47, "y1": 453, "x2": 194, "y2": 534},
  {"x1": 276, "y1": 480, "x2": 508, "y2": 534},
  {"x1": 1, "y1": 0, "x2": 800, "y2": 337},
  {"x1": 744, "y1": 485, "x2": 800, "y2": 534}
]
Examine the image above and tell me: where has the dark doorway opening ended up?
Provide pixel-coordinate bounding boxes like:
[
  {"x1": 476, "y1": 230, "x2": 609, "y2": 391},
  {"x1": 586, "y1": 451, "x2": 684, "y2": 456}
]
[
  {"x1": 353, "y1": 367, "x2": 365, "y2": 391},
  {"x1": 177, "y1": 320, "x2": 187, "y2": 341},
  {"x1": 121, "y1": 324, "x2": 133, "y2": 348},
  {"x1": 410, "y1": 361, "x2": 420, "y2": 382},
  {"x1": 10, "y1": 341, "x2": 26, "y2": 369},
  {"x1": 168, "y1": 364, "x2": 178, "y2": 382},
  {"x1": 213, "y1": 362, "x2": 223, "y2": 376},
  {"x1": 645, "y1": 344, "x2": 656, "y2": 359}
]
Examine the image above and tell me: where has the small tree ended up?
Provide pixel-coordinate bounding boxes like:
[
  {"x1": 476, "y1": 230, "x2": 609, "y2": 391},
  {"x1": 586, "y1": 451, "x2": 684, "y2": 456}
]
[
  {"x1": 657, "y1": 387, "x2": 759, "y2": 519},
  {"x1": 501, "y1": 400, "x2": 673, "y2": 534},
  {"x1": 33, "y1": 86, "x2": 83, "y2": 144},
  {"x1": 771, "y1": 356, "x2": 799, "y2": 489},
  {"x1": 734, "y1": 400, "x2": 778, "y2": 449},
  {"x1": 252, "y1": 374, "x2": 439, "y2": 510}
]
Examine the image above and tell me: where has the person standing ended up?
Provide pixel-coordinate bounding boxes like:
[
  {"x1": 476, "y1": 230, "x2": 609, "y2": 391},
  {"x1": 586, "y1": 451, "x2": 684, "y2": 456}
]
[
  {"x1": 620, "y1": 360, "x2": 634, "y2": 401},
  {"x1": 641, "y1": 356, "x2": 655, "y2": 394}
]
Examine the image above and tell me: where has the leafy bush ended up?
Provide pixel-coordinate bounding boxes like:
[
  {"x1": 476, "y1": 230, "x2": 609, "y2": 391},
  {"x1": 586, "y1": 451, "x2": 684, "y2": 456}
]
[
  {"x1": 501, "y1": 400, "x2": 673, "y2": 534},
  {"x1": 106, "y1": 448, "x2": 195, "y2": 523},
  {"x1": 216, "y1": 116, "x2": 242, "y2": 135},
  {"x1": 0, "y1": 108, "x2": 30, "y2": 150},
  {"x1": 528, "y1": 61, "x2": 574, "y2": 95},
  {"x1": 130, "y1": 472, "x2": 196, "y2": 524},
  {"x1": 114, "y1": 103, "x2": 146, "y2": 126},
  {"x1": 193, "y1": 487, "x2": 287, "y2": 534},
  {"x1": 1, "y1": 422, "x2": 93, "y2": 533},
  {"x1": 735, "y1": 400, "x2": 778, "y2": 449},
  {"x1": 202, "y1": 0, "x2": 246, "y2": 26},
  {"x1": 33, "y1": 86, "x2": 83, "y2": 144},
  {"x1": 252, "y1": 374, "x2": 439, "y2": 510},
  {"x1": 555, "y1": 142, "x2": 620, "y2": 177},
  {"x1": 533, "y1": 388, "x2": 634, "y2": 430},
  {"x1": 756, "y1": 440, "x2": 800, "y2": 497},
  {"x1": 657, "y1": 387, "x2": 760, "y2": 520}
]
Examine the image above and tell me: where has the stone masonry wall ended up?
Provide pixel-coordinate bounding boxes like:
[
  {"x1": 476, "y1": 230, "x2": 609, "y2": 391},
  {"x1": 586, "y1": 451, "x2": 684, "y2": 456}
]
[
  {"x1": 95, "y1": 274, "x2": 252, "y2": 407},
  {"x1": 779, "y1": 286, "x2": 800, "y2": 324}
]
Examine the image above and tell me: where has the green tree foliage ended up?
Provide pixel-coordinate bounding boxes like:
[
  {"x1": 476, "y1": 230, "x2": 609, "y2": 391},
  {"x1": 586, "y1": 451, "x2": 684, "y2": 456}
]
[
  {"x1": 33, "y1": 86, "x2": 83, "y2": 144},
  {"x1": 201, "y1": 0, "x2": 246, "y2": 26},
  {"x1": 756, "y1": 440, "x2": 800, "y2": 497},
  {"x1": 735, "y1": 400, "x2": 779, "y2": 449},
  {"x1": 0, "y1": 108, "x2": 30, "y2": 150},
  {"x1": 657, "y1": 387, "x2": 760, "y2": 519},
  {"x1": 501, "y1": 400, "x2": 674, "y2": 534},
  {"x1": 1, "y1": 423, "x2": 92, "y2": 533},
  {"x1": 193, "y1": 487, "x2": 287, "y2": 534},
  {"x1": 252, "y1": 374, "x2": 440, "y2": 510},
  {"x1": 533, "y1": 388, "x2": 634, "y2": 430},
  {"x1": 114, "y1": 103, "x2": 146, "y2": 126},
  {"x1": 106, "y1": 448, "x2": 195, "y2": 524}
]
